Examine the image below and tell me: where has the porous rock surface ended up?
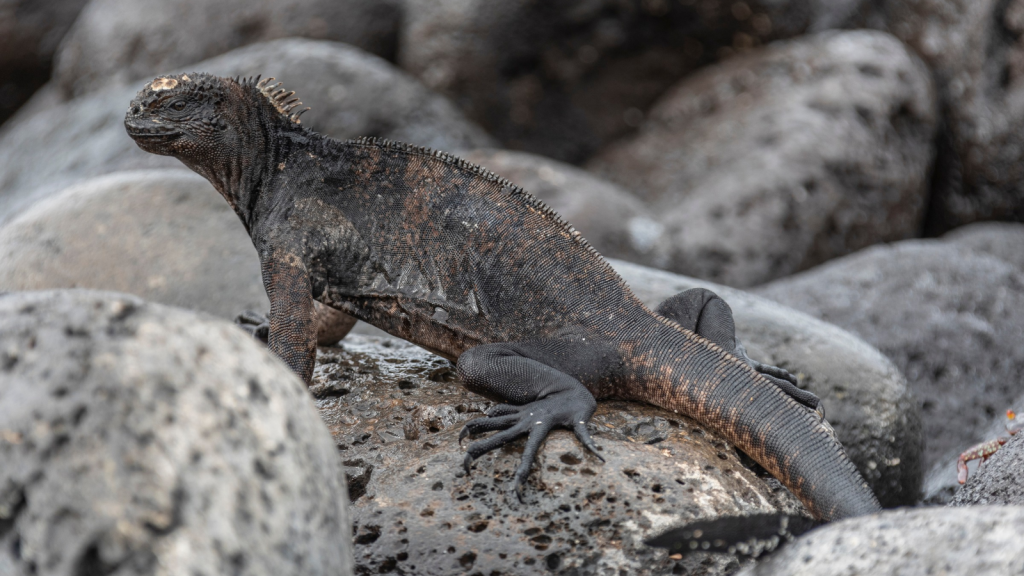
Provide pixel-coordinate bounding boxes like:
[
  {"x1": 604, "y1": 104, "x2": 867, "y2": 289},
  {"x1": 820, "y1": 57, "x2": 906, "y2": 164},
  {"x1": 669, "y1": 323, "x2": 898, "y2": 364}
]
[
  {"x1": 951, "y1": 433, "x2": 1024, "y2": 507},
  {"x1": 0, "y1": 290, "x2": 352, "y2": 576},
  {"x1": 458, "y1": 149, "x2": 671, "y2": 268},
  {"x1": 0, "y1": 170, "x2": 267, "y2": 319},
  {"x1": 313, "y1": 336, "x2": 804, "y2": 576},
  {"x1": 0, "y1": 0, "x2": 89, "y2": 125},
  {"x1": 739, "y1": 506, "x2": 1024, "y2": 576},
  {"x1": 400, "y1": 0, "x2": 875, "y2": 162},
  {"x1": 755, "y1": 239, "x2": 1024, "y2": 503},
  {"x1": 588, "y1": 30, "x2": 937, "y2": 287},
  {"x1": 609, "y1": 259, "x2": 921, "y2": 508},
  {"x1": 0, "y1": 38, "x2": 494, "y2": 224},
  {"x1": 53, "y1": 0, "x2": 402, "y2": 98},
  {"x1": 881, "y1": 0, "x2": 1024, "y2": 232}
]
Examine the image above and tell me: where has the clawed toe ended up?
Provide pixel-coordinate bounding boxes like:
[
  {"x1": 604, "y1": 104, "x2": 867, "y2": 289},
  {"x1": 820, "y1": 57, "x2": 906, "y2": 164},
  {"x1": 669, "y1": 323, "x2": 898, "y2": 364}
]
[
  {"x1": 458, "y1": 392, "x2": 601, "y2": 494},
  {"x1": 459, "y1": 412, "x2": 521, "y2": 445}
]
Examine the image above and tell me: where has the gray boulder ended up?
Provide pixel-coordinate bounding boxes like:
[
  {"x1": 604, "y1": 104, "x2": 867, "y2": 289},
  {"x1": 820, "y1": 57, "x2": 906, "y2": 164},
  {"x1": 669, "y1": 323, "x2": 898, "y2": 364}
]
[
  {"x1": 880, "y1": 0, "x2": 1024, "y2": 232},
  {"x1": 951, "y1": 432, "x2": 1024, "y2": 507},
  {"x1": 458, "y1": 148, "x2": 671, "y2": 268},
  {"x1": 943, "y1": 221, "x2": 1024, "y2": 273},
  {"x1": 588, "y1": 30, "x2": 937, "y2": 287},
  {"x1": 0, "y1": 170, "x2": 268, "y2": 320},
  {"x1": 53, "y1": 0, "x2": 401, "y2": 98},
  {"x1": 400, "y1": 0, "x2": 877, "y2": 163},
  {"x1": 740, "y1": 506, "x2": 1024, "y2": 575},
  {"x1": 0, "y1": 0, "x2": 89, "y2": 125},
  {"x1": 0, "y1": 38, "x2": 495, "y2": 224},
  {"x1": 755, "y1": 239, "x2": 1024, "y2": 503},
  {"x1": 0, "y1": 290, "x2": 352, "y2": 576},
  {"x1": 314, "y1": 335, "x2": 804, "y2": 576},
  {"x1": 609, "y1": 259, "x2": 922, "y2": 508}
]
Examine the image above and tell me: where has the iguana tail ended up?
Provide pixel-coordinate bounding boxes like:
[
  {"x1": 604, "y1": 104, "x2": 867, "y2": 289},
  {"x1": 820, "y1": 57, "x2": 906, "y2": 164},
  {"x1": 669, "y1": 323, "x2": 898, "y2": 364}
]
[{"x1": 629, "y1": 319, "x2": 882, "y2": 522}]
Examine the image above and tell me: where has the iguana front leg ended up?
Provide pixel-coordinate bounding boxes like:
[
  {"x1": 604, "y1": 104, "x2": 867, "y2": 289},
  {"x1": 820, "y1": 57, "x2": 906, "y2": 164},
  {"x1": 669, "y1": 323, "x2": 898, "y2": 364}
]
[
  {"x1": 457, "y1": 342, "x2": 604, "y2": 496},
  {"x1": 260, "y1": 250, "x2": 317, "y2": 384},
  {"x1": 237, "y1": 301, "x2": 357, "y2": 346}
]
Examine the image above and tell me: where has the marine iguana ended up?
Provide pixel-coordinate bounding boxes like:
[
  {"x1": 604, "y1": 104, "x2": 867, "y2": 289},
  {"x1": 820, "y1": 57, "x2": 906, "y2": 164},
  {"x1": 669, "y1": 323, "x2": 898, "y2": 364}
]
[{"x1": 124, "y1": 73, "x2": 881, "y2": 529}]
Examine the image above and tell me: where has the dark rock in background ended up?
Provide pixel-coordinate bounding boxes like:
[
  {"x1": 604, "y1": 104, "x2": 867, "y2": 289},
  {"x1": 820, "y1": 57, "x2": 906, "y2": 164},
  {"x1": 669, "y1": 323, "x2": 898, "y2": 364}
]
[
  {"x1": 610, "y1": 259, "x2": 922, "y2": 508},
  {"x1": 0, "y1": 0, "x2": 89, "y2": 126},
  {"x1": 0, "y1": 170, "x2": 267, "y2": 319},
  {"x1": 399, "y1": 0, "x2": 872, "y2": 163},
  {"x1": 880, "y1": 0, "x2": 1024, "y2": 233},
  {"x1": 951, "y1": 433, "x2": 1024, "y2": 507},
  {"x1": 740, "y1": 506, "x2": 1024, "y2": 575},
  {"x1": 755, "y1": 236, "x2": 1024, "y2": 503},
  {"x1": 196, "y1": 39, "x2": 496, "y2": 152},
  {"x1": 53, "y1": 0, "x2": 401, "y2": 98},
  {"x1": 0, "y1": 38, "x2": 493, "y2": 225},
  {"x1": 313, "y1": 335, "x2": 804, "y2": 576},
  {"x1": 589, "y1": 30, "x2": 937, "y2": 287},
  {"x1": 459, "y1": 149, "x2": 671, "y2": 268},
  {"x1": 0, "y1": 290, "x2": 352, "y2": 576}
]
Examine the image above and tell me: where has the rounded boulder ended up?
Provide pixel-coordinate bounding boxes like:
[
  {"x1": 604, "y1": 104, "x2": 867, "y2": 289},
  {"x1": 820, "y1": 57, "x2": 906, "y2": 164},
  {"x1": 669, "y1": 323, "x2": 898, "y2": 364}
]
[
  {"x1": 588, "y1": 30, "x2": 937, "y2": 287},
  {"x1": 0, "y1": 290, "x2": 352, "y2": 575},
  {"x1": 0, "y1": 170, "x2": 268, "y2": 320}
]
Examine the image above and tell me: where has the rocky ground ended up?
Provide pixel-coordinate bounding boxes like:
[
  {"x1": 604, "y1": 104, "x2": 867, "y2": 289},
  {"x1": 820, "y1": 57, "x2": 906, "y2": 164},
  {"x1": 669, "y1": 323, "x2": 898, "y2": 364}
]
[{"x1": 1, "y1": 1, "x2": 1023, "y2": 574}]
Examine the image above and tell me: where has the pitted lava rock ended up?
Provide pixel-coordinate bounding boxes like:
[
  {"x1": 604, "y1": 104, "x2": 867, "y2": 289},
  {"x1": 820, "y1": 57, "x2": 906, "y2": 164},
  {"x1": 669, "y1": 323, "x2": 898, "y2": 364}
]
[{"x1": 314, "y1": 335, "x2": 805, "y2": 576}]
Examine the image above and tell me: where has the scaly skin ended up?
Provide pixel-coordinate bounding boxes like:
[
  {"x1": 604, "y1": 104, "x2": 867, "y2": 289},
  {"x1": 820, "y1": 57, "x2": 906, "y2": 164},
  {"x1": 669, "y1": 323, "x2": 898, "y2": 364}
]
[{"x1": 124, "y1": 73, "x2": 880, "y2": 522}]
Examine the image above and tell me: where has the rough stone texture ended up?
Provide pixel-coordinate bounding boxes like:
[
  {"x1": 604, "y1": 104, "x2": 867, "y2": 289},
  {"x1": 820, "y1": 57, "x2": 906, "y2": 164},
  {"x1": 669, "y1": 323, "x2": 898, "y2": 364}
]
[
  {"x1": 588, "y1": 30, "x2": 936, "y2": 287},
  {"x1": 943, "y1": 221, "x2": 1024, "y2": 273},
  {"x1": 739, "y1": 506, "x2": 1024, "y2": 576},
  {"x1": 951, "y1": 432, "x2": 1024, "y2": 507},
  {"x1": 881, "y1": 0, "x2": 1024, "y2": 233},
  {"x1": 53, "y1": 0, "x2": 401, "y2": 98},
  {"x1": 313, "y1": 335, "x2": 804, "y2": 576},
  {"x1": 0, "y1": 38, "x2": 494, "y2": 224},
  {"x1": 400, "y1": 0, "x2": 877, "y2": 163},
  {"x1": 0, "y1": 0, "x2": 89, "y2": 126},
  {"x1": 609, "y1": 259, "x2": 922, "y2": 508},
  {"x1": 755, "y1": 240, "x2": 1024, "y2": 503},
  {"x1": 0, "y1": 290, "x2": 352, "y2": 576},
  {"x1": 458, "y1": 149, "x2": 671, "y2": 268},
  {"x1": 0, "y1": 170, "x2": 268, "y2": 320}
]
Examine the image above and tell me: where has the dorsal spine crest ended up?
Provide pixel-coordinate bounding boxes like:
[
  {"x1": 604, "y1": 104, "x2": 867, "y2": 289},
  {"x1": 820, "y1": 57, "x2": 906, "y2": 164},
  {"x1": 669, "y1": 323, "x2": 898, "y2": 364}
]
[
  {"x1": 241, "y1": 75, "x2": 310, "y2": 124},
  {"x1": 345, "y1": 136, "x2": 627, "y2": 288}
]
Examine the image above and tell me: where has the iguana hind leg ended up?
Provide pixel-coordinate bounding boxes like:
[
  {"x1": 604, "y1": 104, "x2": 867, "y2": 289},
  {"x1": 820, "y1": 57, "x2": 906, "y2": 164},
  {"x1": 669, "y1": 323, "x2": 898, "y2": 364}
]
[
  {"x1": 656, "y1": 288, "x2": 822, "y2": 415},
  {"x1": 457, "y1": 342, "x2": 603, "y2": 498}
]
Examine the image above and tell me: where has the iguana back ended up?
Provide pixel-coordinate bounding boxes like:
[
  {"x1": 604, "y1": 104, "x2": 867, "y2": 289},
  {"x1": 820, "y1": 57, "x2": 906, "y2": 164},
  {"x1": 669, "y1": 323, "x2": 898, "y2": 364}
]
[{"x1": 285, "y1": 137, "x2": 641, "y2": 350}]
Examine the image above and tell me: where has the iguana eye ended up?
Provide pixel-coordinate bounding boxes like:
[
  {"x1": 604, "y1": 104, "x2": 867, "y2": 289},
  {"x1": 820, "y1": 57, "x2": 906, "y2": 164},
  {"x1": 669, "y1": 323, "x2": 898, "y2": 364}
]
[{"x1": 171, "y1": 101, "x2": 186, "y2": 111}]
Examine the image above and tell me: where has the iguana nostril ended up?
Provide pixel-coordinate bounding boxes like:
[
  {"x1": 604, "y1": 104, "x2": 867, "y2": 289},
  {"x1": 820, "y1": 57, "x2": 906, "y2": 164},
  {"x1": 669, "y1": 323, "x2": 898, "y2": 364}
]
[{"x1": 130, "y1": 104, "x2": 141, "y2": 115}]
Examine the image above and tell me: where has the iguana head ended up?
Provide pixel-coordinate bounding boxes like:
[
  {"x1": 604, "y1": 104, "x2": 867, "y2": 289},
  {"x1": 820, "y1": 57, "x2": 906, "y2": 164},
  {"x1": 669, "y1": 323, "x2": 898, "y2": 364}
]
[
  {"x1": 125, "y1": 71, "x2": 308, "y2": 159},
  {"x1": 125, "y1": 73, "x2": 309, "y2": 215}
]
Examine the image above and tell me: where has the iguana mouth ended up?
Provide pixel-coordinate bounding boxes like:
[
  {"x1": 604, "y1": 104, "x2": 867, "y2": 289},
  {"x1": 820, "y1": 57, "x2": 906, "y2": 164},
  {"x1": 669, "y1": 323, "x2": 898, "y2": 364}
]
[{"x1": 124, "y1": 118, "x2": 181, "y2": 142}]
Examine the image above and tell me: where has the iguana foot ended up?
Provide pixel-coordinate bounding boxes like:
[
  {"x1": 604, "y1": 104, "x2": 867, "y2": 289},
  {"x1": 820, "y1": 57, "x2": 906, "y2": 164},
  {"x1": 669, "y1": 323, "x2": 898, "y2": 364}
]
[
  {"x1": 740, "y1": 345, "x2": 824, "y2": 419},
  {"x1": 460, "y1": 392, "x2": 603, "y2": 497},
  {"x1": 656, "y1": 288, "x2": 823, "y2": 417},
  {"x1": 235, "y1": 309, "x2": 270, "y2": 343}
]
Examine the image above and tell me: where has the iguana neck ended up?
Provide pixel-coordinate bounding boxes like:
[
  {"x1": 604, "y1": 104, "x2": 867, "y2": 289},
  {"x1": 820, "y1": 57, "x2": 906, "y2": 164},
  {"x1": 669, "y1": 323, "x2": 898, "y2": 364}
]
[{"x1": 187, "y1": 99, "x2": 294, "y2": 232}]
